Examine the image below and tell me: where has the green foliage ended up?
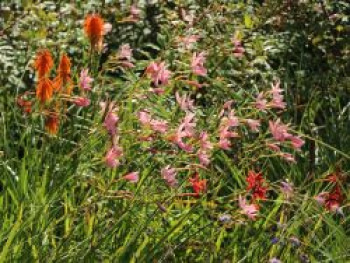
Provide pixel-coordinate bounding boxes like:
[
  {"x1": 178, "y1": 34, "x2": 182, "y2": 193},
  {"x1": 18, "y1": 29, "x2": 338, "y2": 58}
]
[{"x1": 0, "y1": 1, "x2": 349, "y2": 262}]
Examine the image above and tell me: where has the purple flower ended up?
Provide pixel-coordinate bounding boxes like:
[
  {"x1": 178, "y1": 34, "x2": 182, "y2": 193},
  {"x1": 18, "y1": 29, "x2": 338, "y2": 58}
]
[{"x1": 218, "y1": 214, "x2": 232, "y2": 223}]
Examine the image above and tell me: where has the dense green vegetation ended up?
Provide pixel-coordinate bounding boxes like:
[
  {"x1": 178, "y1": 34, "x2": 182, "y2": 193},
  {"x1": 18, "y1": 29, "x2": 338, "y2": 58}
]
[{"x1": 0, "y1": 1, "x2": 349, "y2": 262}]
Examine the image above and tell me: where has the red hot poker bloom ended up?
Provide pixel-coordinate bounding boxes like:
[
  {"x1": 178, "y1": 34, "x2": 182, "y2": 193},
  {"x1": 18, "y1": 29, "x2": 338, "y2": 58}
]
[
  {"x1": 246, "y1": 170, "x2": 268, "y2": 200},
  {"x1": 54, "y1": 53, "x2": 72, "y2": 91},
  {"x1": 34, "y1": 49, "x2": 54, "y2": 78},
  {"x1": 45, "y1": 112, "x2": 59, "y2": 135},
  {"x1": 84, "y1": 14, "x2": 104, "y2": 49},
  {"x1": 36, "y1": 77, "x2": 54, "y2": 103}
]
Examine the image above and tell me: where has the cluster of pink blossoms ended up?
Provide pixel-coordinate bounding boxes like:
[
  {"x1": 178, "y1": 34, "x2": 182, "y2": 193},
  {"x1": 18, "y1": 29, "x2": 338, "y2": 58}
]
[
  {"x1": 255, "y1": 80, "x2": 286, "y2": 111},
  {"x1": 145, "y1": 62, "x2": 171, "y2": 94},
  {"x1": 239, "y1": 196, "x2": 259, "y2": 220},
  {"x1": 268, "y1": 118, "x2": 305, "y2": 162},
  {"x1": 175, "y1": 92, "x2": 194, "y2": 112},
  {"x1": 138, "y1": 111, "x2": 168, "y2": 134},
  {"x1": 191, "y1": 52, "x2": 207, "y2": 76},
  {"x1": 197, "y1": 132, "x2": 213, "y2": 166},
  {"x1": 170, "y1": 112, "x2": 196, "y2": 153},
  {"x1": 74, "y1": 69, "x2": 93, "y2": 107},
  {"x1": 101, "y1": 102, "x2": 123, "y2": 168},
  {"x1": 218, "y1": 102, "x2": 240, "y2": 150},
  {"x1": 102, "y1": 101, "x2": 139, "y2": 183}
]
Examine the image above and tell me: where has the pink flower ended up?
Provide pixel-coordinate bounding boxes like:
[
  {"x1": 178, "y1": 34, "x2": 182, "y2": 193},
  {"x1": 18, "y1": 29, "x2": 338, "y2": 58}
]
[
  {"x1": 280, "y1": 152, "x2": 296, "y2": 163},
  {"x1": 218, "y1": 127, "x2": 239, "y2": 150},
  {"x1": 232, "y1": 39, "x2": 245, "y2": 57},
  {"x1": 199, "y1": 132, "x2": 213, "y2": 151},
  {"x1": 180, "y1": 35, "x2": 199, "y2": 49},
  {"x1": 161, "y1": 166, "x2": 178, "y2": 187},
  {"x1": 218, "y1": 110, "x2": 240, "y2": 150},
  {"x1": 197, "y1": 132, "x2": 212, "y2": 166},
  {"x1": 218, "y1": 138, "x2": 231, "y2": 150},
  {"x1": 198, "y1": 150, "x2": 211, "y2": 166},
  {"x1": 238, "y1": 196, "x2": 259, "y2": 220},
  {"x1": 150, "y1": 119, "x2": 168, "y2": 133},
  {"x1": 290, "y1": 136, "x2": 305, "y2": 150},
  {"x1": 179, "y1": 112, "x2": 196, "y2": 137},
  {"x1": 314, "y1": 192, "x2": 327, "y2": 205},
  {"x1": 123, "y1": 172, "x2": 139, "y2": 183},
  {"x1": 118, "y1": 44, "x2": 133, "y2": 61},
  {"x1": 138, "y1": 111, "x2": 168, "y2": 133},
  {"x1": 79, "y1": 69, "x2": 93, "y2": 91},
  {"x1": 105, "y1": 146, "x2": 123, "y2": 168},
  {"x1": 255, "y1": 92, "x2": 267, "y2": 111},
  {"x1": 175, "y1": 91, "x2": 194, "y2": 112},
  {"x1": 270, "y1": 80, "x2": 283, "y2": 96},
  {"x1": 219, "y1": 100, "x2": 234, "y2": 117},
  {"x1": 170, "y1": 112, "x2": 196, "y2": 152},
  {"x1": 227, "y1": 110, "x2": 240, "y2": 127},
  {"x1": 191, "y1": 52, "x2": 207, "y2": 76},
  {"x1": 103, "y1": 23, "x2": 112, "y2": 35},
  {"x1": 104, "y1": 112, "x2": 119, "y2": 136},
  {"x1": 246, "y1": 119, "x2": 260, "y2": 132},
  {"x1": 138, "y1": 111, "x2": 152, "y2": 125},
  {"x1": 269, "y1": 119, "x2": 292, "y2": 142},
  {"x1": 74, "y1": 97, "x2": 90, "y2": 107},
  {"x1": 130, "y1": 4, "x2": 141, "y2": 20},
  {"x1": 269, "y1": 81, "x2": 286, "y2": 110},
  {"x1": 267, "y1": 142, "x2": 281, "y2": 152},
  {"x1": 146, "y1": 62, "x2": 171, "y2": 87}
]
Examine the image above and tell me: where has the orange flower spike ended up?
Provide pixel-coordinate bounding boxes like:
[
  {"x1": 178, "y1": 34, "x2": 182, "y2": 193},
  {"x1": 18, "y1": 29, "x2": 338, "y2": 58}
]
[
  {"x1": 36, "y1": 78, "x2": 54, "y2": 103},
  {"x1": 84, "y1": 14, "x2": 104, "y2": 49},
  {"x1": 45, "y1": 113, "x2": 59, "y2": 135},
  {"x1": 58, "y1": 53, "x2": 71, "y2": 80},
  {"x1": 34, "y1": 49, "x2": 54, "y2": 78},
  {"x1": 54, "y1": 53, "x2": 72, "y2": 91}
]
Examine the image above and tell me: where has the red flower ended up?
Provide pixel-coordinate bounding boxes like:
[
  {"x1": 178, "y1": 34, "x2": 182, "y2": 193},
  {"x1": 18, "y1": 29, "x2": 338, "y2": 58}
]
[
  {"x1": 325, "y1": 185, "x2": 343, "y2": 212},
  {"x1": 246, "y1": 170, "x2": 268, "y2": 200},
  {"x1": 189, "y1": 173, "x2": 207, "y2": 196}
]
